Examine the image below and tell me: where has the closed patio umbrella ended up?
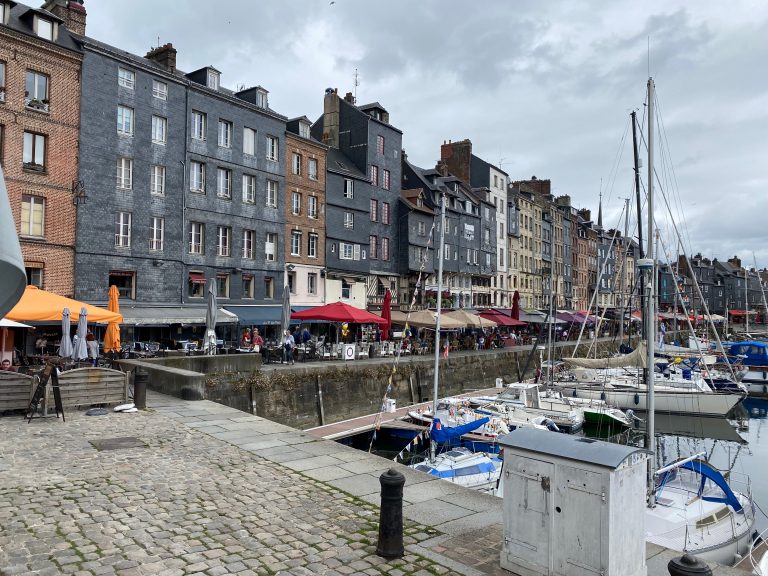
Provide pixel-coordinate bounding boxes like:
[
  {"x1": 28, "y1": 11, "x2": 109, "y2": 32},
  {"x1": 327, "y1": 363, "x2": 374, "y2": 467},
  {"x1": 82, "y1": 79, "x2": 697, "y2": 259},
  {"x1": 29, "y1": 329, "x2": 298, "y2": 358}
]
[
  {"x1": 59, "y1": 307, "x2": 73, "y2": 358},
  {"x1": 280, "y1": 285, "x2": 291, "y2": 336},
  {"x1": 73, "y1": 307, "x2": 88, "y2": 360},
  {"x1": 381, "y1": 289, "x2": 392, "y2": 338},
  {"x1": 205, "y1": 281, "x2": 217, "y2": 355},
  {"x1": 103, "y1": 285, "x2": 121, "y2": 354}
]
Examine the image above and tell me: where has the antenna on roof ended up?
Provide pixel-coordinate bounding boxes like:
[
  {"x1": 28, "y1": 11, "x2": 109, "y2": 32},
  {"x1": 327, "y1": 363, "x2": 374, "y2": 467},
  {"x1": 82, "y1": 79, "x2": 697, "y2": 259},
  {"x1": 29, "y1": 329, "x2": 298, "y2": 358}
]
[{"x1": 353, "y1": 68, "x2": 360, "y2": 104}]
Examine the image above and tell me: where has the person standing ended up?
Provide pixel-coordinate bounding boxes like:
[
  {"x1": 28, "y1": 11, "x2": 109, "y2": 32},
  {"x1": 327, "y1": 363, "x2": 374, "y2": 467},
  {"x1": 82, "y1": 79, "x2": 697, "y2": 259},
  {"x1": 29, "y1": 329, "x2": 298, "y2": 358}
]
[
  {"x1": 251, "y1": 328, "x2": 264, "y2": 352},
  {"x1": 283, "y1": 329, "x2": 295, "y2": 365},
  {"x1": 86, "y1": 331, "x2": 99, "y2": 366}
]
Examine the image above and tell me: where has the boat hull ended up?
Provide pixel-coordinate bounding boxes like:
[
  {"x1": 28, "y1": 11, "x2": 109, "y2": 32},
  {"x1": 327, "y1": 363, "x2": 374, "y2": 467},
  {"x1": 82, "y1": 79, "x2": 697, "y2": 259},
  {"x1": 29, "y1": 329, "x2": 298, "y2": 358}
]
[{"x1": 564, "y1": 386, "x2": 743, "y2": 416}]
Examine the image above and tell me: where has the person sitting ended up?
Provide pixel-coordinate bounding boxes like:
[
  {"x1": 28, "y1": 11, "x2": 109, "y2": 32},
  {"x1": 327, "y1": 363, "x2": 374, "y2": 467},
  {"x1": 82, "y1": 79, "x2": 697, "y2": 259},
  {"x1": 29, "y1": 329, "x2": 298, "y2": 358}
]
[
  {"x1": 301, "y1": 326, "x2": 312, "y2": 345},
  {"x1": 1, "y1": 358, "x2": 16, "y2": 372},
  {"x1": 251, "y1": 329, "x2": 264, "y2": 352}
]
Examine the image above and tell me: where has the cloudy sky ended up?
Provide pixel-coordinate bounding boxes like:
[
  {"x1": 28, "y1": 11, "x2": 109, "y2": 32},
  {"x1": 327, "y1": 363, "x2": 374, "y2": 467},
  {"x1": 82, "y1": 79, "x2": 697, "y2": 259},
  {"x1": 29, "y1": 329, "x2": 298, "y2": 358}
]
[{"x1": 87, "y1": 1, "x2": 768, "y2": 267}]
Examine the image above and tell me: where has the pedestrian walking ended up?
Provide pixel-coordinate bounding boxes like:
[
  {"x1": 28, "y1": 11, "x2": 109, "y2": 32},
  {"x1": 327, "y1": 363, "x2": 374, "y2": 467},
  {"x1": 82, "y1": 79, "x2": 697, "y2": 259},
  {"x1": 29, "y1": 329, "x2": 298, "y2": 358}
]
[{"x1": 283, "y1": 329, "x2": 295, "y2": 364}]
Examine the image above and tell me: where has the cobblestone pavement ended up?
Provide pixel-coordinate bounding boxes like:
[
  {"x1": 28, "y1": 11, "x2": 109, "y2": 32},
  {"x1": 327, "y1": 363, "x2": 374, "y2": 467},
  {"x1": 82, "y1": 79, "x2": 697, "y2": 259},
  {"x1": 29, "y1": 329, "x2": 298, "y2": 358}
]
[{"x1": 0, "y1": 407, "x2": 465, "y2": 576}]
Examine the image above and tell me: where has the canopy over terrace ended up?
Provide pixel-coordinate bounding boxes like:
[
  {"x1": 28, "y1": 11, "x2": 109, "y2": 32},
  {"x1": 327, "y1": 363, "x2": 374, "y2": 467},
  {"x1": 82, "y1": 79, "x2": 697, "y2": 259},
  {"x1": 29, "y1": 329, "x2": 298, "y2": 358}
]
[
  {"x1": 478, "y1": 309, "x2": 527, "y2": 327},
  {"x1": 520, "y1": 309, "x2": 565, "y2": 324},
  {"x1": 5, "y1": 286, "x2": 122, "y2": 323},
  {"x1": 443, "y1": 308, "x2": 496, "y2": 328},
  {"x1": 291, "y1": 301, "x2": 387, "y2": 325},
  {"x1": 386, "y1": 309, "x2": 464, "y2": 330}
]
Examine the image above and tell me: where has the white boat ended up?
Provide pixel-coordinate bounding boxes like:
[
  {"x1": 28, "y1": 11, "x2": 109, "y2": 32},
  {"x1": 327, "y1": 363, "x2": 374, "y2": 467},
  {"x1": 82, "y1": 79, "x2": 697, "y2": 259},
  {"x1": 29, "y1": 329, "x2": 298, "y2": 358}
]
[{"x1": 410, "y1": 446, "x2": 503, "y2": 494}]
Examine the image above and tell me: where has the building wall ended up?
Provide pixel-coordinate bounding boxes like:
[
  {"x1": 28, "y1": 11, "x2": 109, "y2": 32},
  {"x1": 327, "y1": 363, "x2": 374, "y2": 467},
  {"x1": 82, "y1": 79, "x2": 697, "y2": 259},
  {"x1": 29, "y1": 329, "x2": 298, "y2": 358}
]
[{"x1": 1, "y1": 24, "x2": 81, "y2": 296}]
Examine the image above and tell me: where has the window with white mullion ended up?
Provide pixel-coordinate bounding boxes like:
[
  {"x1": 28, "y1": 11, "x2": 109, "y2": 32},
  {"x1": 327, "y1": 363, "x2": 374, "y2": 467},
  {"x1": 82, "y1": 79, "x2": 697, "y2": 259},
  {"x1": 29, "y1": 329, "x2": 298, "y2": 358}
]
[
  {"x1": 308, "y1": 233, "x2": 317, "y2": 258},
  {"x1": 190, "y1": 161, "x2": 205, "y2": 193},
  {"x1": 191, "y1": 111, "x2": 206, "y2": 140},
  {"x1": 218, "y1": 119, "x2": 232, "y2": 148},
  {"x1": 266, "y1": 180, "x2": 277, "y2": 207},
  {"x1": 217, "y1": 226, "x2": 231, "y2": 257},
  {"x1": 116, "y1": 158, "x2": 133, "y2": 189},
  {"x1": 117, "y1": 106, "x2": 134, "y2": 135},
  {"x1": 114, "y1": 212, "x2": 132, "y2": 247},
  {"x1": 307, "y1": 196, "x2": 318, "y2": 219},
  {"x1": 216, "y1": 167, "x2": 231, "y2": 198},
  {"x1": 265, "y1": 232, "x2": 276, "y2": 261},
  {"x1": 243, "y1": 127, "x2": 257, "y2": 155},
  {"x1": 242, "y1": 174, "x2": 256, "y2": 204},
  {"x1": 150, "y1": 217, "x2": 164, "y2": 251},
  {"x1": 150, "y1": 165, "x2": 165, "y2": 195},
  {"x1": 152, "y1": 79, "x2": 167, "y2": 100},
  {"x1": 189, "y1": 222, "x2": 204, "y2": 254},
  {"x1": 151, "y1": 115, "x2": 167, "y2": 144},
  {"x1": 242, "y1": 229, "x2": 255, "y2": 259},
  {"x1": 266, "y1": 135, "x2": 278, "y2": 161},
  {"x1": 118, "y1": 68, "x2": 135, "y2": 89},
  {"x1": 291, "y1": 230, "x2": 301, "y2": 256}
]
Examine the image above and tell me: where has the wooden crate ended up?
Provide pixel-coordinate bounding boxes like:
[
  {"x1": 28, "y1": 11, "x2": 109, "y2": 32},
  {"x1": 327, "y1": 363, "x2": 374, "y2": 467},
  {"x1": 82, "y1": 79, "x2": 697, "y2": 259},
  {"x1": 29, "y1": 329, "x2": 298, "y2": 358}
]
[
  {"x1": 47, "y1": 367, "x2": 129, "y2": 411},
  {"x1": 0, "y1": 372, "x2": 36, "y2": 411}
]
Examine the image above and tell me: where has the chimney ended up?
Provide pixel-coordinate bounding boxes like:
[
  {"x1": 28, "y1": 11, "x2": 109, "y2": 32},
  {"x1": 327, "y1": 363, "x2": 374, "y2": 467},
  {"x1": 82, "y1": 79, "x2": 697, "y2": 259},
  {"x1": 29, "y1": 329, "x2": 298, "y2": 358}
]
[
  {"x1": 440, "y1": 138, "x2": 472, "y2": 184},
  {"x1": 435, "y1": 159, "x2": 449, "y2": 177},
  {"x1": 322, "y1": 88, "x2": 340, "y2": 148},
  {"x1": 42, "y1": 0, "x2": 87, "y2": 35},
  {"x1": 145, "y1": 43, "x2": 177, "y2": 73},
  {"x1": 344, "y1": 91, "x2": 355, "y2": 104}
]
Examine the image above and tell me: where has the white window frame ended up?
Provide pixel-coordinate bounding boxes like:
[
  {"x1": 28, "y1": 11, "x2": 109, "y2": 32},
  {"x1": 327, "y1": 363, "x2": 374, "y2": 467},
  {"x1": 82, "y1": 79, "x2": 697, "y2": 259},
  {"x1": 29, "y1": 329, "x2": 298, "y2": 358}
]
[
  {"x1": 307, "y1": 196, "x2": 318, "y2": 219},
  {"x1": 376, "y1": 135, "x2": 384, "y2": 155},
  {"x1": 216, "y1": 167, "x2": 232, "y2": 198},
  {"x1": 418, "y1": 221, "x2": 425, "y2": 236},
  {"x1": 291, "y1": 230, "x2": 301, "y2": 256},
  {"x1": 266, "y1": 135, "x2": 278, "y2": 161},
  {"x1": 190, "y1": 161, "x2": 205, "y2": 192},
  {"x1": 308, "y1": 158, "x2": 318, "y2": 180},
  {"x1": 152, "y1": 79, "x2": 167, "y2": 100},
  {"x1": 217, "y1": 119, "x2": 232, "y2": 148},
  {"x1": 369, "y1": 235, "x2": 378, "y2": 259},
  {"x1": 382, "y1": 202, "x2": 390, "y2": 225},
  {"x1": 207, "y1": 69, "x2": 219, "y2": 90},
  {"x1": 150, "y1": 217, "x2": 164, "y2": 251},
  {"x1": 307, "y1": 273, "x2": 317, "y2": 295},
  {"x1": 382, "y1": 237, "x2": 390, "y2": 261},
  {"x1": 266, "y1": 180, "x2": 277, "y2": 207},
  {"x1": 151, "y1": 115, "x2": 167, "y2": 144},
  {"x1": 242, "y1": 174, "x2": 256, "y2": 204},
  {"x1": 308, "y1": 233, "x2": 318, "y2": 258},
  {"x1": 115, "y1": 212, "x2": 132, "y2": 247},
  {"x1": 217, "y1": 226, "x2": 231, "y2": 257},
  {"x1": 0, "y1": 62, "x2": 5, "y2": 102},
  {"x1": 370, "y1": 199, "x2": 378, "y2": 222},
  {"x1": 370, "y1": 165, "x2": 378, "y2": 186},
  {"x1": 35, "y1": 16, "x2": 53, "y2": 40},
  {"x1": 242, "y1": 229, "x2": 255, "y2": 259},
  {"x1": 242, "y1": 274, "x2": 254, "y2": 299},
  {"x1": 292, "y1": 153, "x2": 301, "y2": 175},
  {"x1": 150, "y1": 165, "x2": 166, "y2": 195},
  {"x1": 216, "y1": 274, "x2": 230, "y2": 298},
  {"x1": 292, "y1": 192, "x2": 301, "y2": 215},
  {"x1": 118, "y1": 67, "x2": 135, "y2": 89},
  {"x1": 23, "y1": 131, "x2": 46, "y2": 168},
  {"x1": 344, "y1": 179, "x2": 354, "y2": 199},
  {"x1": 20, "y1": 195, "x2": 45, "y2": 237},
  {"x1": 265, "y1": 232, "x2": 276, "y2": 261},
  {"x1": 189, "y1": 222, "x2": 204, "y2": 254},
  {"x1": 299, "y1": 122, "x2": 310, "y2": 139},
  {"x1": 25, "y1": 70, "x2": 49, "y2": 108},
  {"x1": 382, "y1": 169, "x2": 390, "y2": 191},
  {"x1": 344, "y1": 211, "x2": 354, "y2": 229},
  {"x1": 116, "y1": 158, "x2": 133, "y2": 189},
  {"x1": 117, "y1": 105, "x2": 134, "y2": 135},
  {"x1": 191, "y1": 111, "x2": 206, "y2": 140},
  {"x1": 340, "y1": 242, "x2": 353, "y2": 260},
  {"x1": 243, "y1": 127, "x2": 256, "y2": 155}
]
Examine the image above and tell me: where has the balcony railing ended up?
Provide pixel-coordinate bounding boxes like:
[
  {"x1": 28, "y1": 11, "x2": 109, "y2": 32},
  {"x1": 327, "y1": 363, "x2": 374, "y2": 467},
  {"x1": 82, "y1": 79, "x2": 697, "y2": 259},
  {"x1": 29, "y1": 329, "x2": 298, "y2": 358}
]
[{"x1": 25, "y1": 98, "x2": 49, "y2": 113}]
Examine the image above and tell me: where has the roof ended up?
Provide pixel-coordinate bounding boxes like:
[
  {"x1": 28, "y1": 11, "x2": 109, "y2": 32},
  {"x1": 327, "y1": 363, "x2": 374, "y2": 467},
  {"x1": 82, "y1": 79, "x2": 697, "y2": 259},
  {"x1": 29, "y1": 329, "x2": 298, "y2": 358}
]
[
  {"x1": 400, "y1": 189, "x2": 434, "y2": 215},
  {"x1": 326, "y1": 148, "x2": 368, "y2": 180},
  {"x1": 120, "y1": 306, "x2": 238, "y2": 327},
  {"x1": 500, "y1": 428, "x2": 647, "y2": 469},
  {"x1": 357, "y1": 101, "x2": 387, "y2": 113},
  {"x1": 3, "y1": 1, "x2": 81, "y2": 52}
]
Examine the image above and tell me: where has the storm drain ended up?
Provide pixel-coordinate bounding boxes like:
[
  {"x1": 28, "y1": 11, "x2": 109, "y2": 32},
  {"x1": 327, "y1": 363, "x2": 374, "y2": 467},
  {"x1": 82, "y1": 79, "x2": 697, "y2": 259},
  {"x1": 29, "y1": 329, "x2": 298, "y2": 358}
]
[{"x1": 89, "y1": 437, "x2": 147, "y2": 451}]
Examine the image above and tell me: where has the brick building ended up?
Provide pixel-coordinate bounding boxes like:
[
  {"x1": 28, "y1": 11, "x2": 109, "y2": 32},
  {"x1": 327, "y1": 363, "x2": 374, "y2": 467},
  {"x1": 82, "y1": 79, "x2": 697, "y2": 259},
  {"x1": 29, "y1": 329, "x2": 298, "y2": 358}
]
[
  {"x1": 285, "y1": 117, "x2": 327, "y2": 307},
  {"x1": 0, "y1": 0, "x2": 84, "y2": 296}
]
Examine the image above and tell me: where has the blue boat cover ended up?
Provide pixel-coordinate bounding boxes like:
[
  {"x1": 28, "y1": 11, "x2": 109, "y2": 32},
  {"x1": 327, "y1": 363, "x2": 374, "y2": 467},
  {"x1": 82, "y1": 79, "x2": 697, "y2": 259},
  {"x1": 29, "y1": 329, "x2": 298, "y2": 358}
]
[
  {"x1": 419, "y1": 459, "x2": 499, "y2": 479},
  {"x1": 658, "y1": 458, "x2": 743, "y2": 512},
  {"x1": 430, "y1": 416, "x2": 490, "y2": 444}
]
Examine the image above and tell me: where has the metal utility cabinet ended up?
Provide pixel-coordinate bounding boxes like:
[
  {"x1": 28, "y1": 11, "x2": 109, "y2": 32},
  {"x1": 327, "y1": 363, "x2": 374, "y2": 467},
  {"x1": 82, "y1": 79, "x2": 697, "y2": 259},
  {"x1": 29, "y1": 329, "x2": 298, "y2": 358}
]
[{"x1": 499, "y1": 428, "x2": 648, "y2": 576}]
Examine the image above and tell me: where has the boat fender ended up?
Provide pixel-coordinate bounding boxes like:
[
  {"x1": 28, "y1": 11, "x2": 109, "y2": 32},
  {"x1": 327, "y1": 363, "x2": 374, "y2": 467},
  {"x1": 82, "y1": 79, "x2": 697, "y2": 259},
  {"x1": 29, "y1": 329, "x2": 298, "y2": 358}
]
[
  {"x1": 544, "y1": 418, "x2": 560, "y2": 432},
  {"x1": 634, "y1": 393, "x2": 640, "y2": 405},
  {"x1": 600, "y1": 391, "x2": 606, "y2": 401}
]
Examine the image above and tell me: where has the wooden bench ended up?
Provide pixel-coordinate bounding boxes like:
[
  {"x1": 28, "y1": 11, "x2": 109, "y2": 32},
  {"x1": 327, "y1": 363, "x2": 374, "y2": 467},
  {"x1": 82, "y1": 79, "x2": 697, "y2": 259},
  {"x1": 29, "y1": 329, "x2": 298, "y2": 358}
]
[{"x1": 45, "y1": 367, "x2": 129, "y2": 412}]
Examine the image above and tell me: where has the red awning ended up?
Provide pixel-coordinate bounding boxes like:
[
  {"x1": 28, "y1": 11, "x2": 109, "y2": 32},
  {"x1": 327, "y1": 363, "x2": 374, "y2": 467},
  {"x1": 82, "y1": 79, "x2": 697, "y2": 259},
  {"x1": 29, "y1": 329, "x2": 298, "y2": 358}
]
[
  {"x1": 291, "y1": 301, "x2": 388, "y2": 325},
  {"x1": 478, "y1": 311, "x2": 527, "y2": 327},
  {"x1": 189, "y1": 273, "x2": 207, "y2": 284},
  {"x1": 728, "y1": 309, "x2": 756, "y2": 316}
]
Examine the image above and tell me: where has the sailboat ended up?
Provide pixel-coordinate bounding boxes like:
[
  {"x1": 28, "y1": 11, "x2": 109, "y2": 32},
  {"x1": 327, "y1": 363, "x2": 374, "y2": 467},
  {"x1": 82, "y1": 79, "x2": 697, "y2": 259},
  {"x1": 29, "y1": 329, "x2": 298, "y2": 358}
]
[{"x1": 635, "y1": 78, "x2": 756, "y2": 565}]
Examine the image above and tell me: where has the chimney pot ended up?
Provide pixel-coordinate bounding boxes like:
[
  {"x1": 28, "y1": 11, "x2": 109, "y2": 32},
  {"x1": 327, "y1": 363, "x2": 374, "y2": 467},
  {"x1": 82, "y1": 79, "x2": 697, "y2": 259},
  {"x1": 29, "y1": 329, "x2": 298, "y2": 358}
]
[{"x1": 145, "y1": 43, "x2": 178, "y2": 72}]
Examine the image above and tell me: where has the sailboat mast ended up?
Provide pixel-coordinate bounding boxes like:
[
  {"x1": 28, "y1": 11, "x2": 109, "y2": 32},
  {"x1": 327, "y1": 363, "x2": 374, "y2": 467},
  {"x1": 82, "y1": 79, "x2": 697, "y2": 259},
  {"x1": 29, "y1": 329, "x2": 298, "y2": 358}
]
[
  {"x1": 646, "y1": 77, "x2": 657, "y2": 505},
  {"x1": 618, "y1": 198, "x2": 629, "y2": 342},
  {"x1": 745, "y1": 269, "x2": 750, "y2": 333},
  {"x1": 631, "y1": 111, "x2": 646, "y2": 337},
  {"x1": 432, "y1": 191, "x2": 446, "y2": 416}
]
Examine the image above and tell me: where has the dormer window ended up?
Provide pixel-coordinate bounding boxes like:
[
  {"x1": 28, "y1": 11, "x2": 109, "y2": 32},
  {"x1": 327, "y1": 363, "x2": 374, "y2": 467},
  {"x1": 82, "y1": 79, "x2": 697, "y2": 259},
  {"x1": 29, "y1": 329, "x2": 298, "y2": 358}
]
[
  {"x1": 35, "y1": 16, "x2": 54, "y2": 41},
  {"x1": 0, "y1": 3, "x2": 7, "y2": 25},
  {"x1": 256, "y1": 88, "x2": 268, "y2": 108},
  {"x1": 299, "y1": 121, "x2": 310, "y2": 139},
  {"x1": 207, "y1": 69, "x2": 219, "y2": 90}
]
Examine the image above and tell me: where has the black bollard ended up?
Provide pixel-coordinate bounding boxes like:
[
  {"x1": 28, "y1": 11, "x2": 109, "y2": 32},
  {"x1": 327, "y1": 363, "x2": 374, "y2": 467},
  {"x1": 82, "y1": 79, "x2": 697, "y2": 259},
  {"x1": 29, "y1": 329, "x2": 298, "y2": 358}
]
[
  {"x1": 668, "y1": 554, "x2": 713, "y2": 576},
  {"x1": 376, "y1": 468, "x2": 405, "y2": 559},
  {"x1": 133, "y1": 369, "x2": 147, "y2": 409}
]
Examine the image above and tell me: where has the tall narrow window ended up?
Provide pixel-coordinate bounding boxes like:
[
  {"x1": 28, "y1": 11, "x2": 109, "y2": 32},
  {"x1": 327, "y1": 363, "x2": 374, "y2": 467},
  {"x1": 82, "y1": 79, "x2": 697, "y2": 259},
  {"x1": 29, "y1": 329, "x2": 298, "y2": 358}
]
[
  {"x1": 243, "y1": 127, "x2": 256, "y2": 155},
  {"x1": 116, "y1": 158, "x2": 133, "y2": 189},
  {"x1": 20, "y1": 195, "x2": 45, "y2": 237},
  {"x1": 151, "y1": 115, "x2": 167, "y2": 144},
  {"x1": 218, "y1": 119, "x2": 232, "y2": 148},
  {"x1": 308, "y1": 158, "x2": 318, "y2": 180},
  {"x1": 150, "y1": 165, "x2": 165, "y2": 195},
  {"x1": 344, "y1": 211, "x2": 354, "y2": 229},
  {"x1": 242, "y1": 174, "x2": 256, "y2": 204},
  {"x1": 344, "y1": 179, "x2": 354, "y2": 199},
  {"x1": 266, "y1": 135, "x2": 278, "y2": 161},
  {"x1": 376, "y1": 135, "x2": 384, "y2": 155},
  {"x1": 264, "y1": 277, "x2": 274, "y2": 299},
  {"x1": 117, "y1": 106, "x2": 134, "y2": 135},
  {"x1": 216, "y1": 167, "x2": 231, "y2": 198},
  {"x1": 265, "y1": 232, "x2": 276, "y2": 261},
  {"x1": 370, "y1": 199, "x2": 378, "y2": 222},
  {"x1": 216, "y1": 274, "x2": 229, "y2": 298},
  {"x1": 191, "y1": 111, "x2": 206, "y2": 140},
  {"x1": 382, "y1": 202, "x2": 391, "y2": 224},
  {"x1": 216, "y1": 226, "x2": 231, "y2": 256},
  {"x1": 292, "y1": 153, "x2": 302, "y2": 175},
  {"x1": 308, "y1": 233, "x2": 318, "y2": 258},
  {"x1": 23, "y1": 131, "x2": 46, "y2": 170},
  {"x1": 118, "y1": 68, "x2": 135, "y2": 89},
  {"x1": 307, "y1": 273, "x2": 317, "y2": 295},
  {"x1": 188, "y1": 272, "x2": 206, "y2": 298},
  {"x1": 291, "y1": 231, "x2": 301, "y2": 256},
  {"x1": 189, "y1": 222, "x2": 204, "y2": 254},
  {"x1": 190, "y1": 161, "x2": 205, "y2": 192},
  {"x1": 25, "y1": 70, "x2": 49, "y2": 110},
  {"x1": 382, "y1": 237, "x2": 390, "y2": 261},
  {"x1": 370, "y1": 165, "x2": 378, "y2": 186},
  {"x1": 0, "y1": 62, "x2": 5, "y2": 102},
  {"x1": 150, "y1": 217, "x2": 164, "y2": 251},
  {"x1": 115, "y1": 212, "x2": 132, "y2": 247},
  {"x1": 152, "y1": 79, "x2": 167, "y2": 100},
  {"x1": 307, "y1": 196, "x2": 318, "y2": 219},
  {"x1": 266, "y1": 180, "x2": 277, "y2": 207},
  {"x1": 242, "y1": 274, "x2": 254, "y2": 298},
  {"x1": 369, "y1": 235, "x2": 378, "y2": 259},
  {"x1": 292, "y1": 192, "x2": 301, "y2": 215},
  {"x1": 242, "y1": 229, "x2": 255, "y2": 259},
  {"x1": 382, "y1": 169, "x2": 391, "y2": 190}
]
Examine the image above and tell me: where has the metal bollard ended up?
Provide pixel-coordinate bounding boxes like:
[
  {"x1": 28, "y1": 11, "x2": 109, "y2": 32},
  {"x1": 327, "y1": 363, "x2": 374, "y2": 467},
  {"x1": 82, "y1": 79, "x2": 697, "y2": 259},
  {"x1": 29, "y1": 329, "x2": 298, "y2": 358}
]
[
  {"x1": 668, "y1": 554, "x2": 713, "y2": 576},
  {"x1": 133, "y1": 369, "x2": 148, "y2": 409},
  {"x1": 376, "y1": 468, "x2": 405, "y2": 558}
]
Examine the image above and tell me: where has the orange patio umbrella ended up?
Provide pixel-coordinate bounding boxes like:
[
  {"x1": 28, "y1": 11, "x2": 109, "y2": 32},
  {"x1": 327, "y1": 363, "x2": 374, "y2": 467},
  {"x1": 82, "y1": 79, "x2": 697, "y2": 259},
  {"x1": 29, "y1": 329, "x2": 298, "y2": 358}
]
[
  {"x1": 4, "y1": 285, "x2": 123, "y2": 323},
  {"x1": 103, "y1": 285, "x2": 121, "y2": 353}
]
